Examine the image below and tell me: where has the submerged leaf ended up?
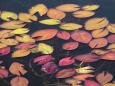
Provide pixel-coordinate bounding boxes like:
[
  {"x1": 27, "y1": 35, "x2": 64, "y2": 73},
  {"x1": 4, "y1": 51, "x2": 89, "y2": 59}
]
[
  {"x1": 56, "y1": 4, "x2": 80, "y2": 12},
  {"x1": 39, "y1": 19, "x2": 61, "y2": 25},
  {"x1": 85, "y1": 17, "x2": 109, "y2": 30},
  {"x1": 60, "y1": 23, "x2": 82, "y2": 30},
  {"x1": 29, "y1": 4, "x2": 48, "y2": 16}
]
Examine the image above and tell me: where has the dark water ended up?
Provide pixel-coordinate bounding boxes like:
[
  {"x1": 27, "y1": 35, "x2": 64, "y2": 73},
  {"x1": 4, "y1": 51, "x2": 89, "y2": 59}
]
[{"x1": 0, "y1": 0, "x2": 115, "y2": 86}]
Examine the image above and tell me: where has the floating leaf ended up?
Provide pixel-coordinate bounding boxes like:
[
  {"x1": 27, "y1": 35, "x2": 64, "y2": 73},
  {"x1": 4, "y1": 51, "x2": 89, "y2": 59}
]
[
  {"x1": 39, "y1": 19, "x2": 61, "y2": 25},
  {"x1": 107, "y1": 34, "x2": 115, "y2": 43},
  {"x1": 19, "y1": 13, "x2": 38, "y2": 22},
  {"x1": 0, "y1": 47, "x2": 10, "y2": 55},
  {"x1": 41, "y1": 62, "x2": 57, "y2": 74},
  {"x1": 106, "y1": 24, "x2": 115, "y2": 33},
  {"x1": 76, "y1": 66, "x2": 94, "y2": 73},
  {"x1": 47, "y1": 8, "x2": 66, "y2": 20},
  {"x1": 0, "y1": 68, "x2": 8, "y2": 78},
  {"x1": 1, "y1": 11, "x2": 17, "y2": 21},
  {"x1": 10, "y1": 77, "x2": 29, "y2": 86},
  {"x1": 62, "y1": 42, "x2": 79, "y2": 50},
  {"x1": 107, "y1": 43, "x2": 115, "y2": 49},
  {"x1": 74, "y1": 53, "x2": 99, "y2": 62},
  {"x1": 82, "y1": 5, "x2": 100, "y2": 11},
  {"x1": 71, "y1": 30, "x2": 92, "y2": 43},
  {"x1": 96, "y1": 71, "x2": 113, "y2": 85},
  {"x1": 56, "y1": 4, "x2": 80, "y2": 12},
  {"x1": 9, "y1": 62, "x2": 27, "y2": 76},
  {"x1": 12, "y1": 49, "x2": 30, "y2": 58},
  {"x1": 0, "y1": 30, "x2": 14, "y2": 39},
  {"x1": 59, "y1": 57, "x2": 75, "y2": 66},
  {"x1": 11, "y1": 28, "x2": 29, "y2": 34},
  {"x1": 37, "y1": 43, "x2": 54, "y2": 54},
  {"x1": 56, "y1": 69, "x2": 76, "y2": 78},
  {"x1": 31, "y1": 29, "x2": 58, "y2": 41},
  {"x1": 0, "y1": 43, "x2": 7, "y2": 48},
  {"x1": 89, "y1": 38, "x2": 108, "y2": 48},
  {"x1": 91, "y1": 49, "x2": 109, "y2": 55},
  {"x1": 85, "y1": 17, "x2": 109, "y2": 30},
  {"x1": 60, "y1": 23, "x2": 82, "y2": 30},
  {"x1": 92, "y1": 29, "x2": 109, "y2": 38},
  {"x1": 33, "y1": 55, "x2": 54, "y2": 65},
  {"x1": 73, "y1": 10, "x2": 95, "y2": 18},
  {"x1": 73, "y1": 74, "x2": 94, "y2": 81},
  {"x1": 85, "y1": 80, "x2": 101, "y2": 86},
  {"x1": 15, "y1": 35, "x2": 35, "y2": 43},
  {"x1": 56, "y1": 31, "x2": 70, "y2": 40},
  {"x1": 29, "y1": 4, "x2": 48, "y2": 16},
  {"x1": 104, "y1": 83, "x2": 115, "y2": 86},
  {"x1": 0, "y1": 38, "x2": 18, "y2": 46},
  {"x1": 0, "y1": 21, "x2": 26, "y2": 29}
]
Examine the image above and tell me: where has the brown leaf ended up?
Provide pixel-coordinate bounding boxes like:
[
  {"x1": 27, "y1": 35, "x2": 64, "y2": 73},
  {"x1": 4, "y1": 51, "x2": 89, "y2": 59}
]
[{"x1": 96, "y1": 71, "x2": 113, "y2": 85}]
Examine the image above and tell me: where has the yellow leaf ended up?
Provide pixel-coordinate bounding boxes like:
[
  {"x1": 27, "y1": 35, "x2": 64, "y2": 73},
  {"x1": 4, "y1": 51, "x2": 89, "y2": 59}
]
[
  {"x1": 85, "y1": 17, "x2": 109, "y2": 30},
  {"x1": 12, "y1": 49, "x2": 30, "y2": 58},
  {"x1": 1, "y1": 11, "x2": 17, "y2": 21},
  {"x1": 15, "y1": 35, "x2": 35, "y2": 43},
  {"x1": 0, "y1": 43, "x2": 7, "y2": 48},
  {"x1": 37, "y1": 43, "x2": 54, "y2": 54},
  {"x1": 92, "y1": 29, "x2": 109, "y2": 38},
  {"x1": 19, "y1": 13, "x2": 38, "y2": 22},
  {"x1": 56, "y1": 4, "x2": 80, "y2": 12},
  {"x1": 60, "y1": 23, "x2": 82, "y2": 30},
  {"x1": 0, "y1": 21, "x2": 26, "y2": 29},
  {"x1": 11, "y1": 28, "x2": 29, "y2": 34},
  {"x1": 82, "y1": 5, "x2": 100, "y2": 11},
  {"x1": 0, "y1": 38, "x2": 18, "y2": 46},
  {"x1": 39, "y1": 19, "x2": 61, "y2": 25},
  {"x1": 91, "y1": 49, "x2": 108, "y2": 55},
  {"x1": 107, "y1": 43, "x2": 115, "y2": 49},
  {"x1": 29, "y1": 4, "x2": 48, "y2": 16},
  {"x1": 104, "y1": 83, "x2": 115, "y2": 86},
  {"x1": 73, "y1": 10, "x2": 95, "y2": 18},
  {"x1": 106, "y1": 24, "x2": 115, "y2": 33}
]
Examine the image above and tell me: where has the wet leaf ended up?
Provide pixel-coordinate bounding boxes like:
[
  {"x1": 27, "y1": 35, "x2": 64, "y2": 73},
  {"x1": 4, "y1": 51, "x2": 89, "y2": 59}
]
[
  {"x1": 92, "y1": 29, "x2": 109, "y2": 38},
  {"x1": 60, "y1": 23, "x2": 82, "y2": 30},
  {"x1": 85, "y1": 80, "x2": 101, "y2": 86},
  {"x1": 74, "y1": 53, "x2": 99, "y2": 62},
  {"x1": 11, "y1": 28, "x2": 30, "y2": 34},
  {"x1": 37, "y1": 43, "x2": 54, "y2": 54},
  {"x1": 31, "y1": 29, "x2": 58, "y2": 41},
  {"x1": 107, "y1": 34, "x2": 115, "y2": 43},
  {"x1": 76, "y1": 66, "x2": 94, "y2": 73},
  {"x1": 56, "y1": 31, "x2": 70, "y2": 40},
  {"x1": 47, "y1": 8, "x2": 66, "y2": 20},
  {"x1": 96, "y1": 71, "x2": 113, "y2": 85},
  {"x1": 82, "y1": 5, "x2": 100, "y2": 11},
  {"x1": 1, "y1": 11, "x2": 17, "y2": 21},
  {"x1": 10, "y1": 77, "x2": 29, "y2": 86},
  {"x1": 56, "y1": 68, "x2": 76, "y2": 78},
  {"x1": 12, "y1": 49, "x2": 30, "y2": 58},
  {"x1": 89, "y1": 38, "x2": 108, "y2": 48},
  {"x1": 65, "y1": 78, "x2": 82, "y2": 85},
  {"x1": 0, "y1": 21, "x2": 26, "y2": 29},
  {"x1": 91, "y1": 49, "x2": 109, "y2": 55},
  {"x1": 19, "y1": 13, "x2": 38, "y2": 22},
  {"x1": 0, "y1": 47, "x2": 10, "y2": 55},
  {"x1": 104, "y1": 83, "x2": 115, "y2": 86},
  {"x1": 33, "y1": 55, "x2": 54, "y2": 65},
  {"x1": 0, "y1": 43, "x2": 7, "y2": 48},
  {"x1": 107, "y1": 43, "x2": 115, "y2": 49},
  {"x1": 106, "y1": 24, "x2": 115, "y2": 33},
  {"x1": 15, "y1": 35, "x2": 35, "y2": 43},
  {"x1": 59, "y1": 57, "x2": 75, "y2": 66},
  {"x1": 29, "y1": 4, "x2": 48, "y2": 16},
  {"x1": 73, "y1": 10, "x2": 95, "y2": 18},
  {"x1": 9, "y1": 62, "x2": 27, "y2": 76},
  {"x1": 0, "y1": 68, "x2": 9, "y2": 78},
  {"x1": 39, "y1": 19, "x2": 61, "y2": 25},
  {"x1": 71, "y1": 30, "x2": 92, "y2": 43},
  {"x1": 62, "y1": 42, "x2": 79, "y2": 50},
  {"x1": 85, "y1": 17, "x2": 109, "y2": 30},
  {"x1": 56, "y1": 4, "x2": 80, "y2": 12}
]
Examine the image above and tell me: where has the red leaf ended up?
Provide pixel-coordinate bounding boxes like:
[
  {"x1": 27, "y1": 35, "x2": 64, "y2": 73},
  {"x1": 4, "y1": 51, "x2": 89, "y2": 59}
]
[
  {"x1": 56, "y1": 69, "x2": 76, "y2": 78},
  {"x1": 0, "y1": 68, "x2": 8, "y2": 78},
  {"x1": 59, "y1": 57, "x2": 75, "y2": 66},
  {"x1": 62, "y1": 42, "x2": 79, "y2": 50},
  {"x1": 71, "y1": 30, "x2": 92, "y2": 43},
  {"x1": 85, "y1": 80, "x2": 101, "y2": 86},
  {"x1": 0, "y1": 47, "x2": 10, "y2": 55},
  {"x1": 56, "y1": 31, "x2": 70, "y2": 40}
]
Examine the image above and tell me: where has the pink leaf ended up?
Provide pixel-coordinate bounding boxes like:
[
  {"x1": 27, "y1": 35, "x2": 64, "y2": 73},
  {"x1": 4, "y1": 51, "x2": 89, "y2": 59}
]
[
  {"x1": 0, "y1": 68, "x2": 9, "y2": 78},
  {"x1": 85, "y1": 80, "x2": 101, "y2": 86},
  {"x1": 0, "y1": 47, "x2": 10, "y2": 55}
]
